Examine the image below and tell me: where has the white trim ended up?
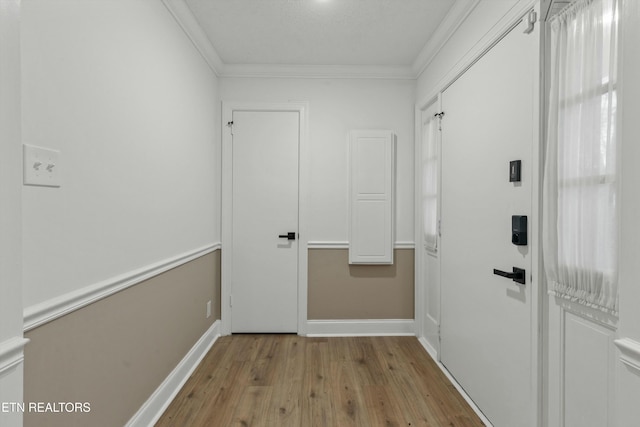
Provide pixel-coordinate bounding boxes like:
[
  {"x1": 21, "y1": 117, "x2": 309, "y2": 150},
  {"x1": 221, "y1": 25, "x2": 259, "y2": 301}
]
[
  {"x1": 615, "y1": 338, "x2": 640, "y2": 373},
  {"x1": 412, "y1": 0, "x2": 482, "y2": 77},
  {"x1": 0, "y1": 337, "x2": 29, "y2": 376},
  {"x1": 414, "y1": 96, "x2": 442, "y2": 354},
  {"x1": 306, "y1": 319, "x2": 415, "y2": 337},
  {"x1": 23, "y1": 244, "x2": 220, "y2": 332},
  {"x1": 297, "y1": 104, "x2": 310, "y2": 337},
  {"x1": 552, "y1": 296, "x2": 619, "y2": 330},
  {"x1": 161, "y1": 0, "x2": 224, "y2": 75},
  {"x1": 125, "y1": 320, "x2": 221, "y2": 427},
  {"x1": 529, "y1": 4, "x2": 544, "y2": 425},
  {"x1": 221, "y1": 64, "x2": 415, "y2": 80},
  {"x1": 221, "y1": 102, "x2": 309, "y2": 336},
  {"x1": 417, "y1": 337, "x2": 494, "y2": 427},
  {"x1": 418, "y1": 336, "x2": 438, "y2": 361},
  {"x1": 306, "y1": 241, "x2": 415, "y2": 249},
  {"x1": 394, "y1": 241, "x2": 416, "y2": 249},
  {"x1": 307, "y1": 241, "x2": 350, "y2": 249},
  {"x1": 159, "y1": 0, "x2": 479, "y2": 81}
]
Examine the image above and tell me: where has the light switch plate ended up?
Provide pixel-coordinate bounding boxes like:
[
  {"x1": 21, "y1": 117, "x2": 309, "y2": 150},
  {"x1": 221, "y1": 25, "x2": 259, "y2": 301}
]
[{"x1": 23, "y1": 144, "x2": 61, "y2": 187}]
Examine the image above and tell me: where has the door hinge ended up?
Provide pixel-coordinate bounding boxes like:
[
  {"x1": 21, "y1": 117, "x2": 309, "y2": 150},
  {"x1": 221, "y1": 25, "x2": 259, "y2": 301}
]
[
  {"x1": 438, "y1": 219, "x2": 442, "y2": 237},
  {"x1": 524, "y1": 9, "x2": 537, "y2": 34},
  {"x1": 229, "y1": 295, "x2": 233, "y2": 307},
  {"x1": 434, "y1": 112, "x2": 445, "y2": 130}
]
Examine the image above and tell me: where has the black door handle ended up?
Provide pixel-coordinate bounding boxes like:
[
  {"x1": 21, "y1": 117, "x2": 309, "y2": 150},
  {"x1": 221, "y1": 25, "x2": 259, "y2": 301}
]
[
  {"x1": 493, "y1": 267, "x2": 526, "y2": 285},
  {"x1": 278, "y1": 232, "x2": 296, "y2": 240}
]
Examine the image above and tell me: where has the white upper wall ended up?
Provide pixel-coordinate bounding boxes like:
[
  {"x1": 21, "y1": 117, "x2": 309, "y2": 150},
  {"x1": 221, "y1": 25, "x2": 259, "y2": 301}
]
[
  {"x1": 219, "y1": 77, "x2": 415, "y2": 244},
  {"x1": 21, "y1": 0, "x2": 220, "y2": 308},
  {"x1": 0, "y1": 0, "x2": 24, "y2": 344},
  {"x1": 417, "y1": 0, "x2": 522, "y2": 103}
]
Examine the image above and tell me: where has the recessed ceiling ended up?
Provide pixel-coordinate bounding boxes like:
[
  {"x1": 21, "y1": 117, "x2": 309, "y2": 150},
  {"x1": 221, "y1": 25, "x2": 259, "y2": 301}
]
[{"x1": 183, "y1": 0, "x2": 457, "y2": 67}]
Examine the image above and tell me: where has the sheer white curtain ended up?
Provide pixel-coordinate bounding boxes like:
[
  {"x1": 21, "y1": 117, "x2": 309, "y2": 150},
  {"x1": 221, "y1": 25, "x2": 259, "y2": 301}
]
[
  {"x1": 543, "y1": 0, "x2": 619, "y2": 313},
  {"x1": 422, "y1": 113, "x2": 439, "y2": 252}
]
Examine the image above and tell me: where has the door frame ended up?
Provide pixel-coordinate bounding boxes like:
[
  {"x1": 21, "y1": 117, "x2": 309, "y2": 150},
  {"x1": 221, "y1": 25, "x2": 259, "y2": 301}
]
[
  {"x1": 413, "y1": 94, "x2": 442, "y2": 352},
  {"x1": 221, "y1": 102, "x2": 309, "y2": 336},
  {"x1": 413, "y1": 2, "x2": 543, "y2": 425}
]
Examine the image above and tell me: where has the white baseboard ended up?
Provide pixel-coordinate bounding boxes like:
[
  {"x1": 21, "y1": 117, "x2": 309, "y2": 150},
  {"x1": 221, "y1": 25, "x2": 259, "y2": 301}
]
[
  {"x1": 306, "y1": 319, "x2": 415, "y2": 337},
  {"x1": 417, "y1": 336, "x2": 493, "y2": 427},
  {"x1": 126, "y1": 320, "x2": 221, "y2": 427},
  {"x1": 418, "y1": 336, "x2": 438, "y2": 361}
]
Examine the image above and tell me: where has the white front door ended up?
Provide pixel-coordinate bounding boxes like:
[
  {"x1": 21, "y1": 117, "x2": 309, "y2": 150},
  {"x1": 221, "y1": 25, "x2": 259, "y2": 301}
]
[
  {"x1": 230, "y1": 110, "x2": 299, "y2": 333},
  {"x1": 439, "y1": 17, "x2": 538, "y2": 427}
]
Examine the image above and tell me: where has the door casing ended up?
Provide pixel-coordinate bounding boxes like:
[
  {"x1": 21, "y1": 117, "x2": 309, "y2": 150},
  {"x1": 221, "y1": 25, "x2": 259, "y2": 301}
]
[{"x1": 221, "y1": 102, "x2": 309, "y2": 336}]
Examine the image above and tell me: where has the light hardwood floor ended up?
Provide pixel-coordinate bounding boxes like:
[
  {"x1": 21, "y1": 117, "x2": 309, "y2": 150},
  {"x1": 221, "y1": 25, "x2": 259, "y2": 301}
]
[{"x1": 156, "y1": 335, "x2": 484, "y2": 426}]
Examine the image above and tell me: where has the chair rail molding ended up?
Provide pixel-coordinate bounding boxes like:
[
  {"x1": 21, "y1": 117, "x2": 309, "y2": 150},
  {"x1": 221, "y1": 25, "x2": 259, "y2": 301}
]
[
  {"x1": 615, "y1": 338, "x2": 640, "y2": 372},
  {"x1": 0, "y1": 337, "x2": 30, "y2": 376},
  {"x1": 24, "y1": 243, "x2": 220, "y2": 331}
]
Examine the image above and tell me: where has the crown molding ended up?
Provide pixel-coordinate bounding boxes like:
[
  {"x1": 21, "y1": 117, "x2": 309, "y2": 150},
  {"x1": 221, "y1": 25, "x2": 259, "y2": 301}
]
[
  {"x1": 162, "y1": 0, "x2": 224, "y2": 75},
  {"x1": 164, "y1": 0, "x2": 477, "y2": 80},
  {"x1": 220, "y1": 64, "x2": 416, "y2": 80},
  {"x1": 412, "y1": 0, "x2": 481, "y2": 78}
]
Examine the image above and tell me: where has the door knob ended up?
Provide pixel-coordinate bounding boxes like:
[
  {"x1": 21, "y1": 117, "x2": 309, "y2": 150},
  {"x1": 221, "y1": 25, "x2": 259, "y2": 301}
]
[
  {"x1": 278, "y1": 232, "x2": 296, "y2": 240},
  {"x1": 493, "y1": 267, "x2": 526, "y2": 285}
]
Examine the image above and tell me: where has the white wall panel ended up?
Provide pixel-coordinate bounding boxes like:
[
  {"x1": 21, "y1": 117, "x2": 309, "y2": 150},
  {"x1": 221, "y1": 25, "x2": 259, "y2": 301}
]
[
  {"x1": 349, "y1": 130, "x2": 395, "y2": 264},
  {"x1": 21, "y1": 0, "x2": 220, "y2": 308},
  {"x1": 547, "y1": 298, "x2": 618, "y2": 427},
  {"x1": 423, "y1": 251, "x2": 440, "y2": 351},
  {"x1": 564, "y1": 312, "x2": 615, "y2": 427},
  {"x1": 617, "y1": 361, "x2": 640, "y2": 427}
]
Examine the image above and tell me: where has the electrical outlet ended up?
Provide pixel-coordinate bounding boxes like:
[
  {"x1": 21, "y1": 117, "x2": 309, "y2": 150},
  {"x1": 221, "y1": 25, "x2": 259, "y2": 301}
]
[
  {"x1": 23, "y1": 144, "x2": 61, "y2": 187},
  {"x1": 206, "y1": 300, "x2": 212, "y2": 318}
]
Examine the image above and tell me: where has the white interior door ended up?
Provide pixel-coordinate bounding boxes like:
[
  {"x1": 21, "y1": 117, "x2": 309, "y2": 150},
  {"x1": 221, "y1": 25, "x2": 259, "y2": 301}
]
[
  {"x1": 439, "y1": 17, "x2": 537, "y2": 427},
  {"x1": 231, "y1": 110, "x2": 299, "y2": 333}
]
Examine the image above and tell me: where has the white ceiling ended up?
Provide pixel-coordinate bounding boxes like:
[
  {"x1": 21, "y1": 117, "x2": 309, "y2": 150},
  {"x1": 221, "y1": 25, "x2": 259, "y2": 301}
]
[{"x1": 183, "y1": 0, "x2": 458, "y2": 67}]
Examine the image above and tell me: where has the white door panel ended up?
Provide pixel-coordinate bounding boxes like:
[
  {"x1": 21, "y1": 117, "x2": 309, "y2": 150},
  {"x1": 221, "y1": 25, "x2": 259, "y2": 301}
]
[
  {"x1": 440, "y1": 18, "x2": 536, "y2": 427},
  {"x1": 231, "y1": 111, "x2": 299, "y2": 333}
]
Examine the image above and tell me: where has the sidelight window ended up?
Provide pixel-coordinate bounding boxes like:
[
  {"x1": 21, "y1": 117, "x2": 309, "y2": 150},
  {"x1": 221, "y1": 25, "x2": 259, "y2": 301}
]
[
  {"x1": 422, "y1": 112, "x2": 439, "y2": 253},
  {"x1": 543, "y1": 0, "x2": 619, "y2": 313}
]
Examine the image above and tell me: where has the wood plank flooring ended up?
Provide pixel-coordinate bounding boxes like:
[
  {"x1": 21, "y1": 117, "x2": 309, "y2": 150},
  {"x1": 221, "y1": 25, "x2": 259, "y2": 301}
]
[{"x1": 156, "y1": 335, "x2": 484, "y2": 427}]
